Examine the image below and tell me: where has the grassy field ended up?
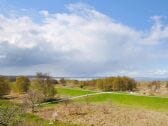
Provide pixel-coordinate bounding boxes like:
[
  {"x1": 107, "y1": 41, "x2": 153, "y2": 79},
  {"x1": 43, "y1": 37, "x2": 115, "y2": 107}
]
[
  {"x1": 56, "y1": 87, "x2": 168, "y2": 111},
  {"x1": 56, "y1": 87, "x2": 96, "y2": 97},
  {"x1": 77, "y1": 93, "x2": 168, "y2": 111}
]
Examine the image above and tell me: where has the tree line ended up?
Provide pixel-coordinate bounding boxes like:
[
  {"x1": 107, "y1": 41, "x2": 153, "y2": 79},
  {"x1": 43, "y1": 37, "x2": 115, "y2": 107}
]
[
  {"x1": 0, "y1": 73, "x2": 57, "y2": 112},
  {"x1": 66, "y1": 76, "x2": 137, "y2": 91}
]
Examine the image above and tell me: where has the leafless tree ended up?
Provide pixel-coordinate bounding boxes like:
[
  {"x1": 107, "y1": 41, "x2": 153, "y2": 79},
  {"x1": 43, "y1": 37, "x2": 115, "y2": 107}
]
[
  {"x1": 148, "y1": 81, "x2": 161, "y2": 95},
  {"x1": 23, "y1": 90, "x2": 44, "y2": 113}
]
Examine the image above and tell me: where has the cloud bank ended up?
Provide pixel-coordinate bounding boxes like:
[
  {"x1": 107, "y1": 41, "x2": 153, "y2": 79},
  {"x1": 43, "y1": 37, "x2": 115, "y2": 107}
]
[{"x1": 0, "y1": 3, "x2": 168, "y2": 77}]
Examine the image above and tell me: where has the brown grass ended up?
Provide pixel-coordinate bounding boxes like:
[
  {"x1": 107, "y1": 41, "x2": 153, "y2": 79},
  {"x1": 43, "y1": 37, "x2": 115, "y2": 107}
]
[{"x1": 37, "y1": 103, "x2": 168, "y2": 126}]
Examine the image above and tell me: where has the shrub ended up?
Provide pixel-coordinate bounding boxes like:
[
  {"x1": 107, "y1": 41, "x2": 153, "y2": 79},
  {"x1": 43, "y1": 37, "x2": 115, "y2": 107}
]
[
  {"x1": 30, "y1": 73, "x2": 56, "y2": 100},
  {"x1": 0, "y1": 104, "x2": 23, "y2": 125},
  {"x1": 0, "y1": 77, "x2": 10, "y2": 97},
  {"x1": 15, "y1": 76, "x2": 30, "y2": 93}
]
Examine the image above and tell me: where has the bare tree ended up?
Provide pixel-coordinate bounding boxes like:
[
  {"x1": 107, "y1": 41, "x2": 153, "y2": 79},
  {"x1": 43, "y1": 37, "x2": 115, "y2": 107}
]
[
  {"x1": 23, "y1": 90, "x2": 44, "y2": 113},
  {"x1": 148, "y1": 81, "x2": 161, "y2": 95}
]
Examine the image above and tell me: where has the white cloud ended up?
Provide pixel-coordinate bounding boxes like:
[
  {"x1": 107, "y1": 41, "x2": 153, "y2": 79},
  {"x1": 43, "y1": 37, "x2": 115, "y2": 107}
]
[
  {"x1": 143, "y1": 16, "x2": 168, "y2": 45},
  {"x1": 0, "y1": 4, "x2": 168, "y2": 77}
]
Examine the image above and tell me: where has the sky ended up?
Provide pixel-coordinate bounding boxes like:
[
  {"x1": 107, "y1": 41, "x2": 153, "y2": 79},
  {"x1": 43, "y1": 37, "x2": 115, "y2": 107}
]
[{"x1": 0, "y1": 0, "x2": 168, "y2": 77}]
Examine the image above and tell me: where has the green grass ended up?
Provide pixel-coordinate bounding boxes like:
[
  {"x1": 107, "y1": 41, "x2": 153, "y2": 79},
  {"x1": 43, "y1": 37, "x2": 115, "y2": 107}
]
[
  {"x1": 77, "y1": 93, "x2": 168, "y2": 111},
  {"x1": 56, "y1": 87, "x2": 168, "y2": 111},
  {"x1": 56, "y1": 87, "x2": 95, "y2": 97},
  {"x1": 0, "y1": 99, "x2": 13, "y2": 106}
]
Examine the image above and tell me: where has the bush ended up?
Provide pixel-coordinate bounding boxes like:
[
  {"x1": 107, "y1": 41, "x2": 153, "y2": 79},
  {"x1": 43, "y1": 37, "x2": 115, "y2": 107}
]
[
  {"x1": 15, "y1": 76, "x2": 30, "y2": 93},
  {"x1": 0, "y1": 103, "x2": 23, "y2": 125},
  {"x1": 0, "y1": 77, "x2": 10, "y2": 97},
  {"x1": 30, "y1": 73, "x2": 56, "y2": 100}
]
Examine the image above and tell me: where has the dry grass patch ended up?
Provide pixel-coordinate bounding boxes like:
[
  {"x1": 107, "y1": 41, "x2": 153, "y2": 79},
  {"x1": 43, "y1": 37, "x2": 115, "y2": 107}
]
[{"x1": 37, "y1": 103, "x2": 168, "y2": 126}]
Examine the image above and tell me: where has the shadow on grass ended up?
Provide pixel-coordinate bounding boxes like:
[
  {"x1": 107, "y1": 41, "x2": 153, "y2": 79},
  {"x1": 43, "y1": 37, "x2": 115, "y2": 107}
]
[{"x1": 0, "y1": 95, "x2": 18, "y2": 100}]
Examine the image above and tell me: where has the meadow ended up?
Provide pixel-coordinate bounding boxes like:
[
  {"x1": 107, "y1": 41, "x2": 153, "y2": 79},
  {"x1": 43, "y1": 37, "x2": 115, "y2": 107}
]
[
  {"x1": 56, "y1": 87, "x2": 96, "y2": 97},
  {"x1": 56, "y1": 87, "x2": 168, "y2": 111}
]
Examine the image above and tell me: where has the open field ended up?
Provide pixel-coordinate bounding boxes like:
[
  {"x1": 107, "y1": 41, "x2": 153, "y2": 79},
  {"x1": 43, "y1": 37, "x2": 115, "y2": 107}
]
[
  {"x1": 56, "y1": 87, "x2": 168, "y2": 111},
  {"x1": 56, "y1": 87, "x2": 96, "y2": 97},
  {"x1": 76, "y1": 93, "x2": 168, "y2": 111},
  {"x1": 37, "y1": 87, "x2": 168, "y2": 126},
  {"x1": 38, "y1": 103, "x2": 168, "y2": 126}
]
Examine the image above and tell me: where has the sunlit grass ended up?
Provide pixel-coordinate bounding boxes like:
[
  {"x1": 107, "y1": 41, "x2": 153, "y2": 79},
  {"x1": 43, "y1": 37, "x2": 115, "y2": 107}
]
[
  {"x1": 56, "y1": 87, "x2": 95, "y2": 97},
  {"x1": 76, "y1": 93, "x2": 168, "y2": 111},
  {"x1": 56, "y1": 87, "x2": 168, "y2": 111}
]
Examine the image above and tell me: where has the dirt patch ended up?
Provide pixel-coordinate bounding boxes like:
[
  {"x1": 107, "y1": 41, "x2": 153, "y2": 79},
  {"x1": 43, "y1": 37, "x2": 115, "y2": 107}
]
[{"x1": 37, "y1": 103, "x2": 168, "y2": 126}]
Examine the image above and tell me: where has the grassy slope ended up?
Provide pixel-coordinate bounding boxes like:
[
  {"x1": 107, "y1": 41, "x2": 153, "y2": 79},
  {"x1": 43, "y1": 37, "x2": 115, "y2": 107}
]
[
  {"x1": 77, "y1": 93, "x2": 168, "y2": 111},
  {"x1": 56, "y1": 87, "x2": 95, "y2": 97},
  {"x1": 56, "y1": 87, "x2": 168, "y2": 111}
]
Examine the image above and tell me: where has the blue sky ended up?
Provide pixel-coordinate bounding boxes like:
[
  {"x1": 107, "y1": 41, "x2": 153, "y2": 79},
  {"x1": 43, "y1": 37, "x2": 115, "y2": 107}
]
[
  {"x1": 2, "y1": 0, "x2": 168, "y2": 29},
  {"x1": 0, "y1": 0, "x2": 168, "y2": 77}
]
